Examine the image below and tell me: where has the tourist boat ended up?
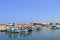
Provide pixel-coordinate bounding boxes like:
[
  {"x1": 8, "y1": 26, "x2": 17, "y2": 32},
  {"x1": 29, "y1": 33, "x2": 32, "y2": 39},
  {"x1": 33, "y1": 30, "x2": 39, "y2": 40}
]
[
  {"x1": 27, "y1": 26, "x2": 32, "y2": 31},
  {"x1": 19, "y1": 30, "x2": 28, "y2": 32},
  {"x1": 6, "y1": 26, "x2": 32, "y2": 33},
  {"x1": 19, "y1": 26, "x2": 32, "y2": 32},
  {"x1": 6, "y1": 26, "x2": 20, "y2": 33}
]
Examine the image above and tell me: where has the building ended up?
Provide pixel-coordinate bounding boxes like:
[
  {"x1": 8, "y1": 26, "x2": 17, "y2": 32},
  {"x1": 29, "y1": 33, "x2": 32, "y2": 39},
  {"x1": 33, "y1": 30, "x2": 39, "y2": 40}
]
[
  {"x1": 15, "y1": 24, "x2": 33, "y2": 27},
  {"x1": 0, "y1": 24, "x2": 7, "y2": 30}
]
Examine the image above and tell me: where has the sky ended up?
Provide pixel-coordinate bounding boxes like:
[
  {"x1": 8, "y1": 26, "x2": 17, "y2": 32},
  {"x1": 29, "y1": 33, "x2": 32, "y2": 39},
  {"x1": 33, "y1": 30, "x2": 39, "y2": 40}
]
[{"x1": 0, "y1": 0, "x2": 60, "y2": 24}]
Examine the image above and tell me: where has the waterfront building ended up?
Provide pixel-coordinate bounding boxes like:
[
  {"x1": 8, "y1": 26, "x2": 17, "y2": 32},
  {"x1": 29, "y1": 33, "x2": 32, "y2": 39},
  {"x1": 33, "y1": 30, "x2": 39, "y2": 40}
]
[
  {"x1": 0, "y1": 24, "x2": 6, "y2": 31},
  {"x1": 15, "y1": 24, "x2": 33, "y2": 27},
  {"x1": 32, "y1": 22, "x2": 43, "y2": 26}
]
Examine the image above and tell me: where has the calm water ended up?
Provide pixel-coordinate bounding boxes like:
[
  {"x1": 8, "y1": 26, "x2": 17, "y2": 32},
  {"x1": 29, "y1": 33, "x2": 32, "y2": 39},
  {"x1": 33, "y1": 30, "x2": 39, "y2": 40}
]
[{"x1": 0, "y1": 27, "x2": 60, "y2": 40}]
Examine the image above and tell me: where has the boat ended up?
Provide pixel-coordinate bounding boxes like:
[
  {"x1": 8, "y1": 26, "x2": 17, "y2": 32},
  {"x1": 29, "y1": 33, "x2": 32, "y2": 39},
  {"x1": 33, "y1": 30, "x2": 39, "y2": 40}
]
[
  {"x1": 50, "y1": 26, "x2": 58, "y2": 29},
  {"x1": 19, "y1": 26, "x2": 32, "y2": 32},
  {"x1": 18, "y1": 27, "x2": 28, "y2": 32},
  {"x1": 6, "y1": 26, "x2": 20, "y2": 33},
  {"x1": 19, "y1": 30, "x2": 28, "y2": 32},
  {"x1": 27, "y1": 26, "x2": 32, "y2": 31},
  {"x1": 6, "y1": 26, "x2": 32, "y2": 32},
  {"x1": 56, "y1": 25, "x2": 60, "y2": 29}
]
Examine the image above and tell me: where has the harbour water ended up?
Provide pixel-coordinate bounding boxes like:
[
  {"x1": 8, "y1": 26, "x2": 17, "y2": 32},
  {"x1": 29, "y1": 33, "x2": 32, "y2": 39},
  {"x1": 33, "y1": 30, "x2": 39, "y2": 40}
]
[{"x1": 0, "y1": 27, "x2": 60, "y2": 40}]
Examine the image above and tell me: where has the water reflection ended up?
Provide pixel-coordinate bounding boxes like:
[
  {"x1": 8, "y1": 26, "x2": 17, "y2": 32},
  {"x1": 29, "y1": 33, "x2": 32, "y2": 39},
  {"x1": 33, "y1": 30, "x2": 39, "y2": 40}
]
[
  {"x1": 5, "y1": 32, "x2": 20, "y2": 38},
  {"x1": 5, "y1": 31, "x2": 32, "y2": 38},
  {"x1": 20, "y1": 31, "x2": 32, "y2": 37}
]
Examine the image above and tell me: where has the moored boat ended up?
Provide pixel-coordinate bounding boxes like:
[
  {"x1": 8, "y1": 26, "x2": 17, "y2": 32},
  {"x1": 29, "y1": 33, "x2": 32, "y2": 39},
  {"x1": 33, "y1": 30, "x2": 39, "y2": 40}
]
[
  {"x1": 50, "y1": 26, "x2": 58, "y2": 29},
  {"x1": 6, "y1": 26, "x2": 33, "y2": 33},
  {"x1": 6, "y1": 26, "x2": 20, "y2": 33}
]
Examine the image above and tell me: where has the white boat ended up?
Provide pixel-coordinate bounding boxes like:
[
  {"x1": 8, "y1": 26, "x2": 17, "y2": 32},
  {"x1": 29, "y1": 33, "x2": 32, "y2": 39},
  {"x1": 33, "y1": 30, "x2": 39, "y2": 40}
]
[
  {"x1": 51, "y1": 26, "x2": 58, "y2": 29},
  {"x1": 6, "y1": 26, "x2": 20, "y2": 33},
  {"x1": 56, "y1": 25, "x2": 60, "y2": 29},
  {"x1": 27, "y1": 26, "x2": 32, "y2": 31},
  {"x1": 6, "y1": 26, "x2": 32, "y2": 32},
  {"x1": 50, "y1": 25, "x2": 60, "y2": 29},
  {"x1": 19, "y1": 30, "x2": 28, "y2": 32}
]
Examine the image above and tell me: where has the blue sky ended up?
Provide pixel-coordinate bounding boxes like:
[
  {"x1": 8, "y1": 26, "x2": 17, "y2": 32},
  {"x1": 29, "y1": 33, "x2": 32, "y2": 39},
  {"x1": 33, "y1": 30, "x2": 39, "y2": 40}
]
[{"x1": 0, "y1": 0, "x2": 60, "y2": 24}]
